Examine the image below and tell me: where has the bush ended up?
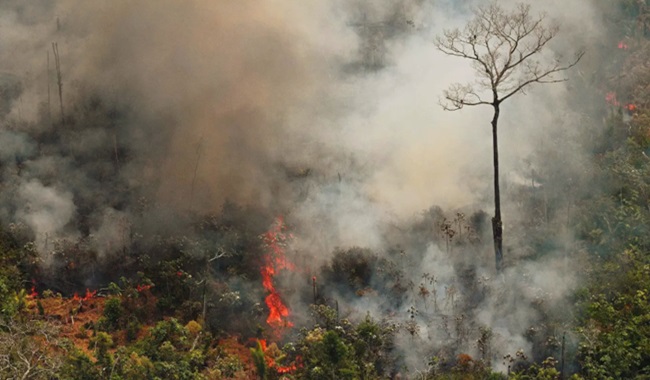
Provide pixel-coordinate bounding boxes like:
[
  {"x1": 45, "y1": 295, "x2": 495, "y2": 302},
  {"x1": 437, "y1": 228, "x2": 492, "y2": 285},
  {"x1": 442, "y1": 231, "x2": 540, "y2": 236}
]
[
  {"x1": 61, "y1": 349, "x2": 100, "y2": 380},
  {"x1": 101, "y1": 297, "x2": 123, "y2": 331},
  {"x1": 126, "y1": 319, "x2": 142, "y2": 342},
  {"x1": 291, "y1": 306, "x2": 398, "y2": 380}
]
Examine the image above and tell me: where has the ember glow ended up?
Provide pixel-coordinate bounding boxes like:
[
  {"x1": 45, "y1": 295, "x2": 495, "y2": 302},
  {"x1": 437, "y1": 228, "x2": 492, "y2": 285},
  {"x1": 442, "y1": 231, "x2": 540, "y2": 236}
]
[
  {"x1": 260, "y1": 217, "x2": 295, "y2": 334},
  {"x1": 136, "y1": 284, "x2": 152, "y2": 292},
  {"x1": 606, "y1": 91, "x2": 620, "y2": 106}
]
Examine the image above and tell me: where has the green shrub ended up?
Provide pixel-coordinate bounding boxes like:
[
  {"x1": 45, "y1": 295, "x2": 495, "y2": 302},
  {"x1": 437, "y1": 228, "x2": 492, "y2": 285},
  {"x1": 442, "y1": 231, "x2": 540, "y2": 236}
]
[{"x1": 102, "y1": 297, "x2": 123, "y2": 331}]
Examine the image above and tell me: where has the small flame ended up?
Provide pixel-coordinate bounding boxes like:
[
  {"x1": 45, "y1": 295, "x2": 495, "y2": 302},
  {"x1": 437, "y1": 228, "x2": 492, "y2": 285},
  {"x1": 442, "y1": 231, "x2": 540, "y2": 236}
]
[
  {"x1": 618, "y1": 41, "x2": 629, "y2": 50},
  {"x1": 606, "y1": 92, "x2": 638, "y2": 113},
  {"x1": 73, "y1": 288, "x2": 97, "y2": 302}
]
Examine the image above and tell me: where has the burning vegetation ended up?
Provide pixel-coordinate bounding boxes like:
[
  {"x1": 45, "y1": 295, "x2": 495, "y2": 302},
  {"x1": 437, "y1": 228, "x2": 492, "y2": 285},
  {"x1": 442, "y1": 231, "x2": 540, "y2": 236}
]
[
  {"x1": 0, "y1": 1, "x2": 650, "y2": 379},
  {"x1": 260, "y1": 216, "x2": 295, "y2": 335}
]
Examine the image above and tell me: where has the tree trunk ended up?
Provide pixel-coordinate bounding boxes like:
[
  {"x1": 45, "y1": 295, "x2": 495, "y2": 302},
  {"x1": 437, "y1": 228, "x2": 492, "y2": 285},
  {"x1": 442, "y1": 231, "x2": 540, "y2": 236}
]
[
  {"x1": 491, "y1": 103, "x2": 503, "y2": 272},
  {"x1": 52, "y1": 42, "x2": 64, "y2": 127},
  {"x1": 202, "y1": 259, "x2": 208, "y2": 326}
]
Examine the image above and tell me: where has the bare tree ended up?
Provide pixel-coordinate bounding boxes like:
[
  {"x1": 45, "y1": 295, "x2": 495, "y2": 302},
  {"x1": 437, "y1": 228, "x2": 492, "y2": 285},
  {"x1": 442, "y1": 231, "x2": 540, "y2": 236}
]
[
  {"x1": 0, "y1": 318, "x2": 63, "y2": 379},
  {"x1": 434, "y1": 2, "x2": 583, "y2": 272}
]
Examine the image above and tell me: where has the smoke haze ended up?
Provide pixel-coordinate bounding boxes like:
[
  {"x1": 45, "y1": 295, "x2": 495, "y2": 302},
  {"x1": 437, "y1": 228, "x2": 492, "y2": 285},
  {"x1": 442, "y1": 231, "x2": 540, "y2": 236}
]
[{"x1": 0, "y1": 0, "x2": 613, "y2": 372}]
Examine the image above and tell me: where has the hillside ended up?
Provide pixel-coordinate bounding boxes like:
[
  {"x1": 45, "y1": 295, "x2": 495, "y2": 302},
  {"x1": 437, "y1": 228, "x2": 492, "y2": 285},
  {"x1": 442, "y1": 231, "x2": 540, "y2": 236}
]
[{"x1": 1, "y1": 1, "x2": 650, "y2": 379}]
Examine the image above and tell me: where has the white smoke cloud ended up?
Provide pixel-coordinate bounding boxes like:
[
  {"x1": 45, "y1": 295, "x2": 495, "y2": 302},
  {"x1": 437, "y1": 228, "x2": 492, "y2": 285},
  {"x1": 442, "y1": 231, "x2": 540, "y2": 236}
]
[{"x1": 16, "y1": 179, "x2": 75, "y2": 256}]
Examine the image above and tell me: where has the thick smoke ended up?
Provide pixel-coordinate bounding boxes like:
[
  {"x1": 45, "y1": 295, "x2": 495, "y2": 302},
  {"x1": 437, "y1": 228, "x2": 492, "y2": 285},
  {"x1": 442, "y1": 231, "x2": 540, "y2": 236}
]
[{"x1": 0, "y1": 0, "x2": 611, "y2": 373}]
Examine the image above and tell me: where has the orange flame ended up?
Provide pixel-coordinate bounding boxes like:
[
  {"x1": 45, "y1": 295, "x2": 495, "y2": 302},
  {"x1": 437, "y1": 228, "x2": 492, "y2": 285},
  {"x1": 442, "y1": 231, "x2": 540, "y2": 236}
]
[
  {"x1": 260, "y1": 217, "x2": 294, "y2": 334},
  {"x1": 257, "y1": 339, "x2": 299, "y2": 374},
  {"x1": 73, "y1": 288, "x2": 97, "y2": 302}
]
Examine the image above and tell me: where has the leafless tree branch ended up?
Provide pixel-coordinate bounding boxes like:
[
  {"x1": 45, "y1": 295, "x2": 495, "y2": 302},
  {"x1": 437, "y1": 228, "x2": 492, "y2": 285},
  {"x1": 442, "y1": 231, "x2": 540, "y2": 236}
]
[
  {"x1": 0, "y1": 318, "x2": 63, "y2": 379},
  {"x1": 434, "y1": 2, "x2": 583, "y2": 107}
]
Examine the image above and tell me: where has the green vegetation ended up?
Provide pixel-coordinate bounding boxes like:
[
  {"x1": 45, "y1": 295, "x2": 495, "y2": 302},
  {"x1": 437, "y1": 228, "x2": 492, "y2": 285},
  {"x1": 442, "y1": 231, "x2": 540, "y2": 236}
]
[{"x1": 290, "y1": 306, "x2": 398, "y2": 379}]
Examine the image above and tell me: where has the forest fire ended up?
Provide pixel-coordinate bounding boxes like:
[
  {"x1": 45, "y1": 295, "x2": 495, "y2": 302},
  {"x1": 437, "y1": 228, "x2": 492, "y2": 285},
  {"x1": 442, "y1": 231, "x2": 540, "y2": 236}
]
[{"x1": 260, "y1": 216, "x2": 295, "y2": 335}]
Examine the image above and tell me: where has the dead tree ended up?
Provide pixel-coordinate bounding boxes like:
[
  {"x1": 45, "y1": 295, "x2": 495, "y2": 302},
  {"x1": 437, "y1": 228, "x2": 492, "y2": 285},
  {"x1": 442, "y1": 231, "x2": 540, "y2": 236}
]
[
  {"x1": 47, "y1": 50, "x2": 51, "y2": 126},
  {"x1": 434, "y1": 2, "x2": 583, "y2": 272},
  {"x1": 52, "y1": 42, "x2": 63, "y2": 127}
]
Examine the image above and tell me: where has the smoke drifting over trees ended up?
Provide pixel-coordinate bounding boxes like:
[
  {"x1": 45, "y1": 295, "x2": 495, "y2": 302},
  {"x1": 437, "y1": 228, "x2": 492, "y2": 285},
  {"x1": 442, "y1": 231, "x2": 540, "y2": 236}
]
[{"x1": 0, "y1": 0, "x2": 635, "y2": 376}]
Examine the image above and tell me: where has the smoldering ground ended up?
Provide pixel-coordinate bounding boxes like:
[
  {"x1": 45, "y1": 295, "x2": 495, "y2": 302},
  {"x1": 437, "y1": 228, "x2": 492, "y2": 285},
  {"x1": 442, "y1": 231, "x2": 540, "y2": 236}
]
[{"x1": 0, "y1": 0, "x2": 613, "y2": 373}]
